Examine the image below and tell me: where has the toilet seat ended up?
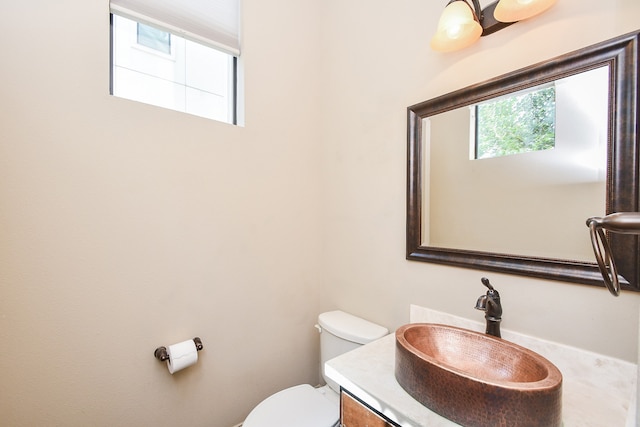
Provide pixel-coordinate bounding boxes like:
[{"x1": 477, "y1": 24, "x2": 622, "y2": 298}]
[{"x1": 242, "y1": 384, "x2": 339, "y2": 427}]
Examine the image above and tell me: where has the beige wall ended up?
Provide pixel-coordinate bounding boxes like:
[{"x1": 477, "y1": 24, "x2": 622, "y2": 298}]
[
  {"x1": 2, "y1": 0, "x2": 640, "y2": 426},
  {"x1": 319, "y1": 0, "x2": 640, "y2": 369},
  {"x1": 0, "y1": 1, "x2": 323, "y2": 426}
]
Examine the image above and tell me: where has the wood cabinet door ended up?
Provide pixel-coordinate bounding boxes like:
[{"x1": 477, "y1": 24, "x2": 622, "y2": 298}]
[{"x1": 340, "y1": 391, "x2": 395, "y2": 427}]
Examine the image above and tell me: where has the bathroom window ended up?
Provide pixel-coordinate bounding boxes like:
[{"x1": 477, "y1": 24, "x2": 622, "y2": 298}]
[
  {"x1": 108, "y1": 0, "x2": 241, "y2": 125},
  {"x1": 110, "y1": 15, "x2": 237, "y2": 124},
  {"x1": 473, "y1": 85, "x2": 556, "y2": 159}
]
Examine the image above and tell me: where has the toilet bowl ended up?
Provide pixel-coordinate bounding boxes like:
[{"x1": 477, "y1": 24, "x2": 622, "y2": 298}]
[
  {"x1": 242, "y1": 311, "x2": 388, "y2": 427},
  {"x1": 242, "y1": 384, "x2": 339, "y2": 427}
]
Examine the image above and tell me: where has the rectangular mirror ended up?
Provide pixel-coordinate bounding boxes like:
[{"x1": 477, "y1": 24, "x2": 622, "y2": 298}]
[
  {"x1": 425, "y1": 66, "x2": 608, "y2": 261},
  {"x1": 407, "y1": 30, "x2": 640, "y2": 291}
]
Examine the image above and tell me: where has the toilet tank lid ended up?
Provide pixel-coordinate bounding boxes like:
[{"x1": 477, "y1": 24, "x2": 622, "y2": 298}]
[{"x1": 318, "y1": 310, "x2": 388, "y2": 344}]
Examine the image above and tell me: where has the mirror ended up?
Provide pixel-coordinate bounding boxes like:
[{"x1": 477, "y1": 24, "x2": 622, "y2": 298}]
[
  {"x1": 407, "y1": 30, "x2": 640, "y2": 291},
  {"x1": 426, "y1": 67, "x2": 608, "y2": 261}
]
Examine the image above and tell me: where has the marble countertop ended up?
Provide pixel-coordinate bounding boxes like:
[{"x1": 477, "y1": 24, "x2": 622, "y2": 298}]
[{"x1": 325, "y1": 306, "x2": 637, "y2": 427}]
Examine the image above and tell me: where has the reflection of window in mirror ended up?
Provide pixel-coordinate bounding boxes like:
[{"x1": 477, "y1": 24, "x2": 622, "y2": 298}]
[{"x1": 472, "y1": 85, "x2": 556, "y2": 159}]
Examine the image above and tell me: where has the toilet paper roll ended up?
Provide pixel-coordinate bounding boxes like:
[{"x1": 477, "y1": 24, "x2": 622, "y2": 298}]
[{"x1": 166, "y1": 339, "x2": 198, "y2": 374}]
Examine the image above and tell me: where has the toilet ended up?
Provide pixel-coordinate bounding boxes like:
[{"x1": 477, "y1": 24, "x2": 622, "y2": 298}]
[{"x1": 242, "y1": 310, "x2": 388, "y2": 427}]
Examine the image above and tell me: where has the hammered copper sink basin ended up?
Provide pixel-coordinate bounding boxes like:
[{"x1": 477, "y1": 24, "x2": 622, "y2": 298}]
[{"x1": 395, "y1": 324, "x2": 562, "y2": 427}]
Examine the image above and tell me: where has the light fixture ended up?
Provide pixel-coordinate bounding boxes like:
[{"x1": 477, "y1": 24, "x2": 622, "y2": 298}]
[
  {"x1": 430, "y1": 1, "x2": 483, "y2": 52},
  {"x1": 494, "y1": 0, "x2": 557, "y2": 22},
  {"x1": 431, "y1": 0, "x2": 557, "y2": 52}
]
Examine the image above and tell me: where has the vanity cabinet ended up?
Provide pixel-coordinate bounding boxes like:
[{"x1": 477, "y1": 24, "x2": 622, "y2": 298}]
[{"x1": 340, "y1": 390, "x2": 397, "y2": 427}]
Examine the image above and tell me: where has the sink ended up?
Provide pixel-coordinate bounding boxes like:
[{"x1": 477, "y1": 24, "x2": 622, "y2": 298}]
[{"x1": 395, "y1": 323, "x2": 562, "y2": 427}]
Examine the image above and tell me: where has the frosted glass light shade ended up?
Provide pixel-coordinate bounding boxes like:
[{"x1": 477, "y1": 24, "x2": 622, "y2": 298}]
[
  {"x1": 431, "y1": 1, "x2": 483, "y2": 52},
  {"x1": 494, "y1": 0, "x2": 557, "y2": 23}
]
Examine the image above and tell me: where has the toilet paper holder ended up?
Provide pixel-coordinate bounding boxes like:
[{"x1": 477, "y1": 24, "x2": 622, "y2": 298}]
[{"x1": 154, "y1": 337, "x2": 203, "y2": 362}]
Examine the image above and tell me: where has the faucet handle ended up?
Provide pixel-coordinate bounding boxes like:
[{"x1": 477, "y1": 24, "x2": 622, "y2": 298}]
[{"x1": 481, "y1": 277, "x2": 494, "y2": 291}]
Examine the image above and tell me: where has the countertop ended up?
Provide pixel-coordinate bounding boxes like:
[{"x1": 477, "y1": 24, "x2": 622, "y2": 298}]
[{"x1": 325, "y1": 306, "x2": 637, "y2": 427}]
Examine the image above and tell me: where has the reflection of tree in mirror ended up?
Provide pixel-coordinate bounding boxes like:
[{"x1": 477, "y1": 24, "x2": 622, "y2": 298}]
[{"x1": 475, "y1": 86, "x2": 556, "y2": 159}]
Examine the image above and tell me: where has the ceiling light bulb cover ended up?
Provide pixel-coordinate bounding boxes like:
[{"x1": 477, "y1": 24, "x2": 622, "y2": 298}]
[
  {"x1": 494, "y1": 0, "x2": 557, "y2": 23},
  {"x1": 431, "y1": 1, "x2": 483, "y2": 52}
]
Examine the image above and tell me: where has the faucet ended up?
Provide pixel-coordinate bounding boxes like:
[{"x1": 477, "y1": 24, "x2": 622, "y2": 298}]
[{"x1": 474, "y1": 277, "x2": 502, "y2": 338}]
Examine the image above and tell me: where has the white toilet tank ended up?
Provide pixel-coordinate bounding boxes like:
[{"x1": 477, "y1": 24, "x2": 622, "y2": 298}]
[
  {"x1": 317, "y1": 310, "x2": 388, "y2": 391},
  {"x1": 242, "y1": 310, "x2": 388, "y2": 427}
]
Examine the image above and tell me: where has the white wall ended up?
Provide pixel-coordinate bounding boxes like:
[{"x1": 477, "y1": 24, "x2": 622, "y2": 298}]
[
  {"x1": 319, "y1": 0, "x2": 640, "y2": 367},
  {"x1": 0, "y1": 1, "x2": 323, "y2": 426}
]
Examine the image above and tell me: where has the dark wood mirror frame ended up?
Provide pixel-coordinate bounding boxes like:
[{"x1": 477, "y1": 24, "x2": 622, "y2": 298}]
[{"x1": 407, "y1": 30, "x2": 640, "y2": 291}]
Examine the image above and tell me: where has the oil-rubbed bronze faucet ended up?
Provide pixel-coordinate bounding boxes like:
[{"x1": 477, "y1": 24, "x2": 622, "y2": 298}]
[{"x1": 474, "y1": 277, "x2": 502, "y2": 338}]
